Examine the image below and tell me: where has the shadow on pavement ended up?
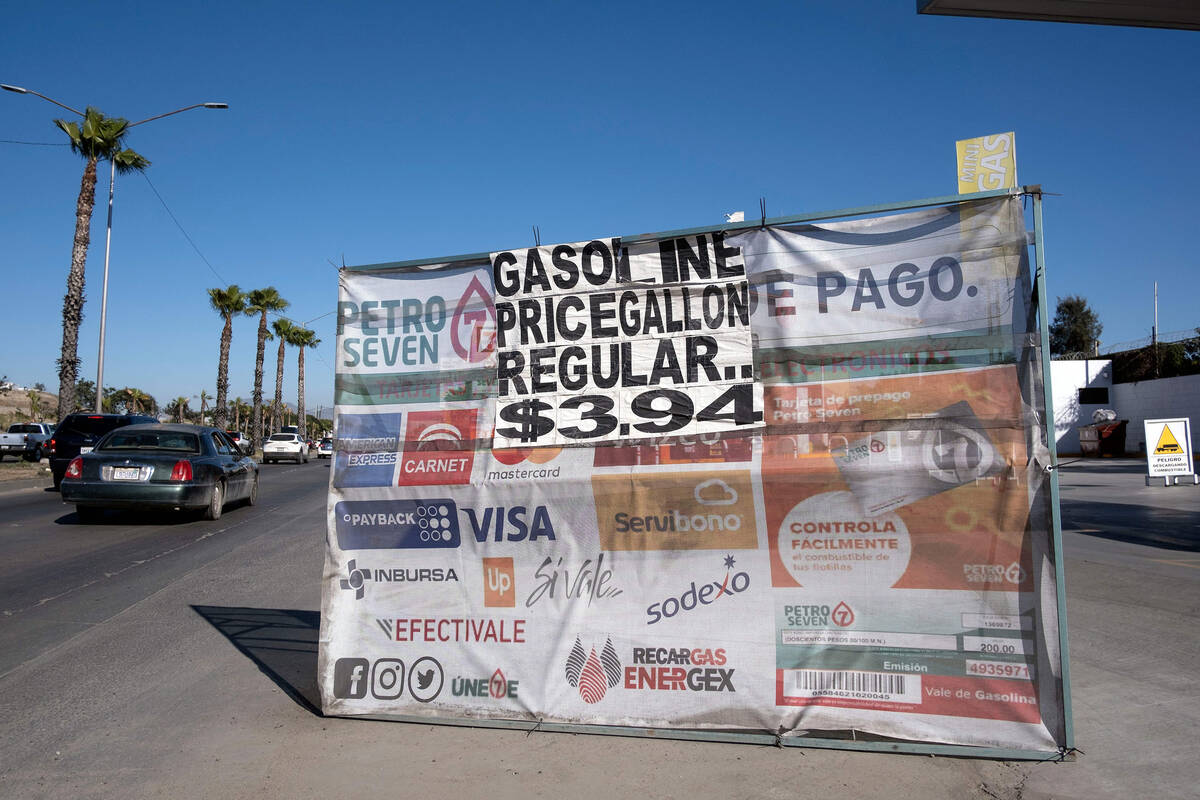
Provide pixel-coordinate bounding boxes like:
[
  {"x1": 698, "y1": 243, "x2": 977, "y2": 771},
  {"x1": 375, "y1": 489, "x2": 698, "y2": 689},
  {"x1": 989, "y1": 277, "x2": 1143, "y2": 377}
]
[
  {"x1": 192, "y1": 605, "x2": 323, "y2": 715},
  {"x1": 1061, "y1": 499, "x2": 1200, "y2": 551}
]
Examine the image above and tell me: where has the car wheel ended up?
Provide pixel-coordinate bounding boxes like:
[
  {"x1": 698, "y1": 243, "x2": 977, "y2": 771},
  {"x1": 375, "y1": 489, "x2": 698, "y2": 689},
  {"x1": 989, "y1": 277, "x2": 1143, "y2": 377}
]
[
  {"x1": 303, "y1": 452, "x2": 309, "y2": 463},
  {"x1": 32, "y1": 445, "x2": 44, "y2": 461},
  {"x1": 204, "y1": 482, "x2": 224, "y2": 521},
  {"x1": 76, "y1": 505, "x2": 101, "y2": 523},
  {"x1": 246, "y1": 474, "x2": 259, "y2": 506}
]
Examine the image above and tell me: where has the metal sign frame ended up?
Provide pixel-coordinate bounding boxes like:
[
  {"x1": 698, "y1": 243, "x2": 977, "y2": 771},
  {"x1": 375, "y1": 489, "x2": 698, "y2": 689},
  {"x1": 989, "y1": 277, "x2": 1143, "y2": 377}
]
[{"x1": 339, "y1": 186, "x2": 1075, "y2": 761}]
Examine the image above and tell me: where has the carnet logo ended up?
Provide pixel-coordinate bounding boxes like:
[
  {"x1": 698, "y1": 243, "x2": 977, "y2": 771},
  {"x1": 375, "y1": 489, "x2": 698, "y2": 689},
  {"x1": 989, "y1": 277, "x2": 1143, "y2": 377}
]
[
  {"x1": 332, "y1": 412, "x2": 403, "y2": 488},
  {"x1": 334, "y1": 499, "x2": 460, "y2": 550},
  {"x1": 592, "y1": 470, "x2": 758, "y2": 551},
  {"x1": 397, "y1": 409, "x2": 478, "y2": 486},
  {"x1": 565, "y1": 637, "x2": 622, "y2": 704}
]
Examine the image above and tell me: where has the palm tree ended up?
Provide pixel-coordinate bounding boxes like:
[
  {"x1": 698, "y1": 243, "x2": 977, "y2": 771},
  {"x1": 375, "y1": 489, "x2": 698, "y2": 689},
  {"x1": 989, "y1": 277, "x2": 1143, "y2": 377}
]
[
  {"x1": 232, "y1": 396, "x2": 244, "y2": 431},
  {"x1": 198, "y1": 389, "x2": 211, "y2": 424},
  {"x1": 244, "y1": 288, "x2": 288, "y2": 452},
  {"x1": 167, "y1": 396, "x2": 190, "y2": 423},
  {"x1": 53, "y1": 108, "x2": 149, "y2": 419},
  {"x1": 292, "y1": 327, "x2": 321, "y2": 440},
  {"x1": 208, "y1": 285, "x2": 246, "y2": 430},
  {"x1": 270, "y1": 318, "x2": 298, "y2": 434}
]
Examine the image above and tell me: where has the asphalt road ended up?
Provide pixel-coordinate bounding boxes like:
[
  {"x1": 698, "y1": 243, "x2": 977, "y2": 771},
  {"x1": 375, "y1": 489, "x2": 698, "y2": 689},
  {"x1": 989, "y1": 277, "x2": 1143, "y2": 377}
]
[{"x1": 0, "y1": 458, "x2": 1196, "y2": 799}]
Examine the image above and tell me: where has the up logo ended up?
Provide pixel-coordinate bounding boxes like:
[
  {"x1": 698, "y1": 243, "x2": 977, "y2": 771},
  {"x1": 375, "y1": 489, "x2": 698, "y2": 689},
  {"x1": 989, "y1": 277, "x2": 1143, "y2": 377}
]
[
  {"x1": 482, "y1": 557, "x2": 515, "y2": 607},
  {"x1": 592, "y1": 470, "x2": 758, "y2": 551}
]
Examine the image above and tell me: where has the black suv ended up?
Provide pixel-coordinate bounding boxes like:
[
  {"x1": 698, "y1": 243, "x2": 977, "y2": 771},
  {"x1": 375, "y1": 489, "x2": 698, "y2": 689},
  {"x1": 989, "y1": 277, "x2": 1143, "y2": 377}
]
[{"x1": 49, "y1": 413, "x2": 158, "y2": 489}]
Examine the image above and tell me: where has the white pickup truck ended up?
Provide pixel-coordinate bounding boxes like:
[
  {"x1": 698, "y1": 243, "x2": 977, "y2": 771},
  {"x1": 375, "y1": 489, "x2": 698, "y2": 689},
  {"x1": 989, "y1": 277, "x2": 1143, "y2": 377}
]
[{"x1": 0, "y1": 422, "x2": 55, "y2": 461}]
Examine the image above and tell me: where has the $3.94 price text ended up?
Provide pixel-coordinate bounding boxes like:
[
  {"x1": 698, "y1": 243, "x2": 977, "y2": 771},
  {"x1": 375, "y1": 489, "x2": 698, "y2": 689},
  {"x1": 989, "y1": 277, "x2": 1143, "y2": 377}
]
[{"x1": 494, "y1": 382, "x2": 763, "y2": 448}]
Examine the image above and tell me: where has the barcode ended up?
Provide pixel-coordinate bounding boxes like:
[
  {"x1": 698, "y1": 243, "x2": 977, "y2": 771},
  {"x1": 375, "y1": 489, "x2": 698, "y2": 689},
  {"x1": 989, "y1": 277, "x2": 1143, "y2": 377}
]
[
  {"x1": 782, "y1": 669, "x2": 922, "y2": 703},
  {"x1": 796, "y1": 670, "x2": 905, "y2": 694}
]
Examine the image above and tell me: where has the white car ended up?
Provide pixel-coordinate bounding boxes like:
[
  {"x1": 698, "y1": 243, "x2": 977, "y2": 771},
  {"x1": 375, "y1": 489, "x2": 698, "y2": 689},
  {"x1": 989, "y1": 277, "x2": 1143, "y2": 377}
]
[{"x1": 262, "y1": 433, "x2": 309, "y2": 464}]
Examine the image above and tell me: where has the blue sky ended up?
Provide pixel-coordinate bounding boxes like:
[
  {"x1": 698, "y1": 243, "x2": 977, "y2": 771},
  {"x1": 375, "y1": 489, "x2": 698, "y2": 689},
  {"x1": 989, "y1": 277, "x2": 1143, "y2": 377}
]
[{"x1": 2, "y1": 1, "x2": 1197, "y2": 413}]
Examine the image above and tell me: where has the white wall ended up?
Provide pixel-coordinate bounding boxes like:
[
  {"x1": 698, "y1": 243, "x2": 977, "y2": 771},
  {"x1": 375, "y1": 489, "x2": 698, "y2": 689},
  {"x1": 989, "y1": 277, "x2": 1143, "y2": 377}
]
[
  {"x1": 1050, "y1": 360, "x2": 1113, "y2": 454},
  {"x1": 1113, "y1": 373, "x2": 1200, "y2": 454}
]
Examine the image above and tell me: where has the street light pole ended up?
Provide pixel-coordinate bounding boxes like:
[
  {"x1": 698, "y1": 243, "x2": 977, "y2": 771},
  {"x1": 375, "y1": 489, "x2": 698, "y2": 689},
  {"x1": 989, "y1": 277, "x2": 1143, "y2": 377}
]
[
  {"x1": 1, "y1": 85, "x2": 226, "y2": 412},
  {"x1": 94, "y1": 101, "x2": 228, "y2": 412}
]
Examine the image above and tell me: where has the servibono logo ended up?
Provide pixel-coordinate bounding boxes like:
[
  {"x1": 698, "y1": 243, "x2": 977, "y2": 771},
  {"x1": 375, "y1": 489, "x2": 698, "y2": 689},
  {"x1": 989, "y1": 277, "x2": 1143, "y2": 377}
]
[
  {"x1": 593, "y1": 470, "x2": 758, "y2": 551},
  {"x1": 646, "y1": 555, "x2": 749, "y2": 624}
]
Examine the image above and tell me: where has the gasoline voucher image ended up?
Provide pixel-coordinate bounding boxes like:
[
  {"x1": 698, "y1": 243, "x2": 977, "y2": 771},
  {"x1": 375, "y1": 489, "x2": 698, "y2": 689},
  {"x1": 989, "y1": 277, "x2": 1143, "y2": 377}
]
[{"x1": 762, "y1": 366, "x2": 1033, "y2": 591}]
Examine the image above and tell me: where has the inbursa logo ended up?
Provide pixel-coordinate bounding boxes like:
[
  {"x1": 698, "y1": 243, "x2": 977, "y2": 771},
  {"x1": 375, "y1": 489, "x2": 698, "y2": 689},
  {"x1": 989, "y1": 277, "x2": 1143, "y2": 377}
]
[
  {"x1": 333, "y1": 412, "x2": 404, "y2": 488},
  {"x1": 334, "y1": 499, "x2": 460, "y2": 550}
]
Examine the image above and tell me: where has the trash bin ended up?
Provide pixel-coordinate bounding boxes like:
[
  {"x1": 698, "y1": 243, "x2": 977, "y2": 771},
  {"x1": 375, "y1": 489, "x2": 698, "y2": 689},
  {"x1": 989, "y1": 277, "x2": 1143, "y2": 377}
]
[
  {"x1": 1078, "y1": 424, "x2": 1100, "y2": 456},
  {"x1": 1097, "y1": 420, "x2": 1128, "y2": 456},
  {"x1": 1077, "y1": 421, "x2": 1127, "y2": 457}
]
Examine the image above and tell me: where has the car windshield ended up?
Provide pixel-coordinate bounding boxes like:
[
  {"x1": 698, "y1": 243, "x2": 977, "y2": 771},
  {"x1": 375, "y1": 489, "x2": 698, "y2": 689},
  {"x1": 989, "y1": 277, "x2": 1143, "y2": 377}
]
[
  {"x1": 99, "y1": 431, "x2": 200, "y2": 453},
  {"x1": 60, "y1": 416, "x2": 129, "y2": 436},
  {"x1": 269, "y1": 434, "x2": 297, "y2": 442}
]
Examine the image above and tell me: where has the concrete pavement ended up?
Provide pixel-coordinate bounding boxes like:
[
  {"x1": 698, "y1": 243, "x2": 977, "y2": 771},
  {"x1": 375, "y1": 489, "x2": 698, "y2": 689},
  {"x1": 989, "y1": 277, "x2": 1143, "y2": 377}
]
[{"x1": 0, "y1": 458, "x2": 1196, "y2": 799}]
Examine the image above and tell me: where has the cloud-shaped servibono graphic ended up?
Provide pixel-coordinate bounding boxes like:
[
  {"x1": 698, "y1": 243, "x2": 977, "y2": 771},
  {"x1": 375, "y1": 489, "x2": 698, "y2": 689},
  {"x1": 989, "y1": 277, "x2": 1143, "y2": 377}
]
[{"x1": 694, "y1": 478, "x2": 738, "y2": 506}]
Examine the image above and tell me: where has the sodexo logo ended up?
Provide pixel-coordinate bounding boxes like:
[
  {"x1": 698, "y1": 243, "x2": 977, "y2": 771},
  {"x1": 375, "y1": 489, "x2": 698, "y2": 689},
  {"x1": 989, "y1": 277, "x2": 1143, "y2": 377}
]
[
  {"x1": 334, "y1": 499, "x2": 460, "y2": 550},
  {"x1": 646, "y1": 555, "x2": 750, "y2": 625},
  {"x1": 332, "y1": 412, "x2": 403, "y2": 488},
  {"x1": 593, "y1": 470, "x2": 758, "y2": 551}
]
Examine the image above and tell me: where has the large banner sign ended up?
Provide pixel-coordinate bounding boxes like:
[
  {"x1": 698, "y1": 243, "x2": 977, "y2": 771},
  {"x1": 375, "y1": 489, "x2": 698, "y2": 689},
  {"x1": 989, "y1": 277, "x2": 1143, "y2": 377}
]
[{"x1": 320, "y1": 196, "x2": 1069, "y2": 754}]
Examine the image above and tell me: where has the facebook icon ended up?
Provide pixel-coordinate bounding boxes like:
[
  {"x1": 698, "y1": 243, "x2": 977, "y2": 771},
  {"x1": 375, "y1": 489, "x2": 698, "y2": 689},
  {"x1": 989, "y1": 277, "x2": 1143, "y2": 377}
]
[{"x1": 333, "y1": 657, "x2": 370, "y2": 699}]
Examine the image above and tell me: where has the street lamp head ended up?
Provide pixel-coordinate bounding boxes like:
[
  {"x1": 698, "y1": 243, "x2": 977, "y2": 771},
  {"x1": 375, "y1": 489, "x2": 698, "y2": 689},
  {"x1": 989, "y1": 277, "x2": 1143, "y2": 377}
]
[
  {"x1": 1, "y1": 84, "x2": 29, "y2": 94},
  {"x1": 203, "y1": 102, "x2": 229, "y2": 109}
]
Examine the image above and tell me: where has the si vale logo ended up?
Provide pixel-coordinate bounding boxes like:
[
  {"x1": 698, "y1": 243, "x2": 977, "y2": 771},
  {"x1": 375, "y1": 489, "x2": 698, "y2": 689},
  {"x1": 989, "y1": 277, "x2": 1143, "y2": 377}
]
[
  {"x1": 646, "y1": 554, "x2": 749, "y2": 624},
  {"x1": 565, "y1": 637, "x2": 622, "y2": 704}
]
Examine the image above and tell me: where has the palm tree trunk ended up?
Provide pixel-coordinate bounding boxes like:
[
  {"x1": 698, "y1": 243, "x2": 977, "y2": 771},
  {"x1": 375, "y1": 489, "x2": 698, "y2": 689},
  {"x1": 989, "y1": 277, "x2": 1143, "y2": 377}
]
[
  {"x1": 297, "y1": 347, "x2": 306, "y2": 440},
  {"x1": 252, "y1": 312, "x2": 267, "y2": 451},
  {"x1": 58, "y1": 155, "x2": 99, "y2": 419},
  {"x1": 214, "y1": 314, "x2": 232, "y2": 429},
  {"x1": 272, "y1": 338, "x2": 285, "y2": 434}
]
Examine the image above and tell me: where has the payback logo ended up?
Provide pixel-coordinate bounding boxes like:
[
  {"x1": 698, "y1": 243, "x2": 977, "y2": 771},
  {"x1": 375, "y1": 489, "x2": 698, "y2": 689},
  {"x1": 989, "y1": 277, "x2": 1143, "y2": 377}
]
[{"x1": 565, "y1": 637, "x2": 622, "y2": 704}]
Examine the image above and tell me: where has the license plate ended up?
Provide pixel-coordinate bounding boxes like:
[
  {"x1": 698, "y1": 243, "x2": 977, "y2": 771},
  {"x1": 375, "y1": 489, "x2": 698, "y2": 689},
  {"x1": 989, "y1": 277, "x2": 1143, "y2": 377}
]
[
  {"x1": 112, "y1": 467, "x2": 140, "y2": 481},
  {"x1": 80, "y1": 446, "x2": 93, "y2": 454}
]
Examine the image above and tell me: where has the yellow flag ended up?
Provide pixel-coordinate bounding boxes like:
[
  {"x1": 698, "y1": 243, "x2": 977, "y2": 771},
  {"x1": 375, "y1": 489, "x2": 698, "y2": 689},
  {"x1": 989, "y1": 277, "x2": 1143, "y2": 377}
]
[{"x1": 957, "y1": 132, "x2": 1017, "y2": 193}]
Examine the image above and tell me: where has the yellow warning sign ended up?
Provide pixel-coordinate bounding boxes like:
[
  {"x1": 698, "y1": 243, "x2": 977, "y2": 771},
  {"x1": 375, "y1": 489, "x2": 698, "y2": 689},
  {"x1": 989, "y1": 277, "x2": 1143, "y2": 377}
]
[{"x1": 1154, "y1": 425, "x2": 1182, "y2": 454}]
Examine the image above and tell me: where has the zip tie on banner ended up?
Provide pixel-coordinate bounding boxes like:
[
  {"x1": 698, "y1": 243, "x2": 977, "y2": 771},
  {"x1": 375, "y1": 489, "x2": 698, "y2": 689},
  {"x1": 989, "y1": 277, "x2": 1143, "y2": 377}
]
[
  {"x1": 525, "y1": 717, "x2": 544, "y2": 737},
  {"x1": 1043, "y1": 746, "x2": 1083, "y2": 763},
  {"x1": 1044, "y1": 458, "x2": 1085, "y2": 473}
]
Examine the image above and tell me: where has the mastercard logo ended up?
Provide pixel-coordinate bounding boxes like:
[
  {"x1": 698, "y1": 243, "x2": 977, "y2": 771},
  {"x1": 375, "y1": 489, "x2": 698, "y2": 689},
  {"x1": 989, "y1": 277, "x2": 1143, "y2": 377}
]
[{"x1": 491, "y1": 445, "x2": 563, "y2": 466}]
